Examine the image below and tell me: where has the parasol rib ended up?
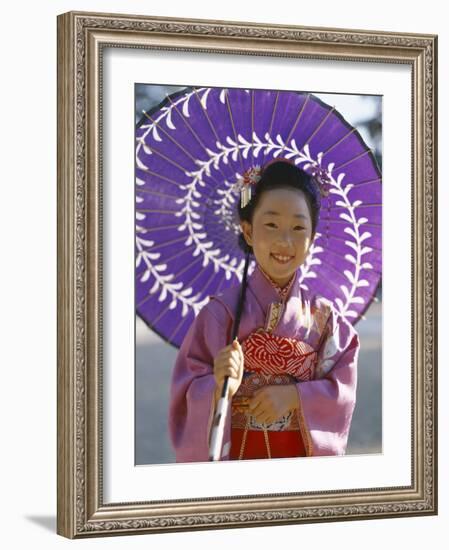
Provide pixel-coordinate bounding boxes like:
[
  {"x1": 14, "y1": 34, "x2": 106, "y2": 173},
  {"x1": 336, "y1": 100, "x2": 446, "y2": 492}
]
[
  {"x1": 137, "y1": 208, "x2": 188, "y2": 215},
  {"x1": 164, "y1": 91, "x2": 233, "y2": 185},
  {"x1": 333, "y1": 149, "x2": 372, "y2": 171},
  {"x1": 341, "y1": 177, "x2": 382, "y2": 188},
  {"x1": 136, "y1": 223, "x2": 183, "y2": 234},
  {"x1": 136, "y1": 187, "x2": 181, "y2": 201},
  {"x1": 224, "y1": 91, "x2": 245, "y2": 173},
  {"x1": 301, "y1": 107, "x2": 336, "y2": 150},
  {"x1": 322, "y1": 246, "x2": 383, "y2": 277},
  {"x1": 325, "y1": 217, "x2": 381, "y2": 228},
  {"x1": 325, "y1": 232, "x2": 382, "y2": 252},
  {"x1": 139, "y1": 235, "x2": 191, "y2": 254},
  {"x1": 321, "y1": 127, "x2": 357, "y2": 157},
  {"x1": 260, "y1": 90, "x2": 280, "y2": 169},
  {"x1": 192, "y1": 87, "x2": 242, "y2": 178},
  {"x1": 137, "y1": 166, "x2": 189, "y2": 189},
  {"x1": 277, "y1": 93, "x2": 311, "y2": 158}
]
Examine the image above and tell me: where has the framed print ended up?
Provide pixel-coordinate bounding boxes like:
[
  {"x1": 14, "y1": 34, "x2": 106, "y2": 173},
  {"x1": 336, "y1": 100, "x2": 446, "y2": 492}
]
[{"x1": 57, "y1": 11, "x2": 437, "y2": 538}]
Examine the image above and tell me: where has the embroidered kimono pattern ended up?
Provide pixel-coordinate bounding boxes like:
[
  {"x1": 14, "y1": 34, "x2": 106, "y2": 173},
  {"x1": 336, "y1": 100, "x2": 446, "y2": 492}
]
[
  {"x1": 232, "y1": 333, "x2": 317, "y2": 425},
  {"x1": 230, "y1": 332, "x2": 316, "y2": 459},
  {"x1": 168, "y1": 264, "x2": 360, "y2": 463}
]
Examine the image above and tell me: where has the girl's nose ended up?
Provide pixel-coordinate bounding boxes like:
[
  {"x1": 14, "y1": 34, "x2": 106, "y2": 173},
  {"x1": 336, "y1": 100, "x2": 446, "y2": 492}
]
[{"x1": 277, "y1": 230, "x2": 293, "y2": 247}]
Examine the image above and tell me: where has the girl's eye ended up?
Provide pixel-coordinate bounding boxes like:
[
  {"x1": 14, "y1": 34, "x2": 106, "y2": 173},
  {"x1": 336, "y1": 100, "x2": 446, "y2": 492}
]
[
  {"x1": 265, "y1": 223, "x2": 277, "y2": 228},
  {"x1": 294, "y1": 226, "x2": 305, "y2": 231}
]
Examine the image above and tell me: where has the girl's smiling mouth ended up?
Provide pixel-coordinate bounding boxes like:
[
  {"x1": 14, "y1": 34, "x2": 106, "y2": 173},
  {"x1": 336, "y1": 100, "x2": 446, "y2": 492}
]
[{"x1": 271, "y1": 253, "x2": 294, "y2": 264}]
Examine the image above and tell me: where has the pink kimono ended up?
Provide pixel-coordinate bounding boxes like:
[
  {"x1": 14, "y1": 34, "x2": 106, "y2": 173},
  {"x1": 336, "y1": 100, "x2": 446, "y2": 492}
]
[{"x1": 168, "y1": 264, "x2": 360, "y2": 462}]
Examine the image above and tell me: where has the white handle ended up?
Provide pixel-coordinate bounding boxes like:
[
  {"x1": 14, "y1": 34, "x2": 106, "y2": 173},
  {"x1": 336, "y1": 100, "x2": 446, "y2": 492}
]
[{"x1": 209, "y1": 396, "x2": 229, "y2": 461}]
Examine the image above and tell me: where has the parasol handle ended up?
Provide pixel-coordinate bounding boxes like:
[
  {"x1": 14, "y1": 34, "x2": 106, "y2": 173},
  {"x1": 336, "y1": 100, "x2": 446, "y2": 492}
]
[
  {"x1": 209, "y1": 250, "x2": 251, "y2": 461},
  {"x1": 208, "y1": 376, "x2": 230, "y2": 461}
]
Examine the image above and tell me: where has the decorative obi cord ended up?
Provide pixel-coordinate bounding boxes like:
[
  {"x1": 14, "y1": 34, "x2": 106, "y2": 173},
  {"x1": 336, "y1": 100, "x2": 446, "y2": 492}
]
[{"x1": 230, "y1": 329, "x2": 317, "y2": 460}]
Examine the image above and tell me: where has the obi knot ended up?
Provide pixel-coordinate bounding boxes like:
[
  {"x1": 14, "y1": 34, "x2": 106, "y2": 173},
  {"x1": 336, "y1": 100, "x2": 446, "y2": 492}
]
[{"x1": 242, "y1": 330, "x2": 317, "y2": 381}]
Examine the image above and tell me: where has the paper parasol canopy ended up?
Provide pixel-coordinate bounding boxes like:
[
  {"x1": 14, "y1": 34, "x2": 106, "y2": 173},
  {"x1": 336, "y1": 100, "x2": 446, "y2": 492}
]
[{"x1": 135, "y1": 87, "x2": 381, "y2": 348}]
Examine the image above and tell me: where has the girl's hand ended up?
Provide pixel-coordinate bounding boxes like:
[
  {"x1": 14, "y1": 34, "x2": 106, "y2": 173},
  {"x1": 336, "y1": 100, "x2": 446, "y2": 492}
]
[
  {"x1": 213, "y1": 339, "x2": 244, "y2": 401},
  {"x1": 248, "y1": 384, "x2": 299, "y2": 425}
]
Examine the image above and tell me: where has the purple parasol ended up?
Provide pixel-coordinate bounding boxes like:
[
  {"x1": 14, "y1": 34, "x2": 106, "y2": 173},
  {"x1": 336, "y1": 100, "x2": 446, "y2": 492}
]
[{"x1": 135, "y1": 87, "x2": 382, "y2": 348}]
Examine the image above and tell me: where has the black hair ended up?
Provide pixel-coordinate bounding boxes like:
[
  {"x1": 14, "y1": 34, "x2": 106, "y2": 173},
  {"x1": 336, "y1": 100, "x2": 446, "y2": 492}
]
[
  {"x1": 237, "y1": 159, "x2": 321, "y2": 254},
  {"x1": 231, "y1": 159, "x2": 321, "y2": 343}
]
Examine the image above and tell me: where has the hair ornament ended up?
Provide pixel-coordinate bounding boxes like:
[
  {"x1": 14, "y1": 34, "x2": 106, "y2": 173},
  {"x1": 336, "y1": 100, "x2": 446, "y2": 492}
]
[
  {"x1": 237, "y1": 165, "x2": 262, "y2": 208},
  {"x1": 308, "y1": 165, "x2": 332, "y2": 197}
]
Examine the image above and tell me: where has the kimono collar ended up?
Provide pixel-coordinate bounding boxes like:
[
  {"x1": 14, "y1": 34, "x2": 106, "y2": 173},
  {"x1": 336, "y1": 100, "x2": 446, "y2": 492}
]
[{"x1": 247, "y1": 263, "x2": 299, "y2": 312}]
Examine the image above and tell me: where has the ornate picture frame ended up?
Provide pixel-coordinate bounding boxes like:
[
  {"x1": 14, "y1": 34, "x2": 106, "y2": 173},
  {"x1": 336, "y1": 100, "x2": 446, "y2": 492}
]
[{"x1": 57, "y1": 11, "x2": 437, "y2": 538}]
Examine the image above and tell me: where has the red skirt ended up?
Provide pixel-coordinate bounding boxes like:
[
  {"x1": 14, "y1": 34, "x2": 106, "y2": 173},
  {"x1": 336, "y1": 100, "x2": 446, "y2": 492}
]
[{"x1": 230, "y1": 428, "x2": 306, "y2": 460}]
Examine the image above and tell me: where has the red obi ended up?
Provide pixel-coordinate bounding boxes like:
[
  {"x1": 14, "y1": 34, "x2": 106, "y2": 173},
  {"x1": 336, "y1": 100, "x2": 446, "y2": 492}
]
[
  {"x1": 243, "y1": 330, "x2": 317, "y2": 380},
  {"x1": 230, "y1": 330, "x2": 317, "y2": 460}
]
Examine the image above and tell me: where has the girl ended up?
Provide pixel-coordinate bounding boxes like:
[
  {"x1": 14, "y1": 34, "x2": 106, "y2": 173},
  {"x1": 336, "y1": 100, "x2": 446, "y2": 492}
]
[{"x1": 168, "y1": 159, "x2": 360, "y2": 462}]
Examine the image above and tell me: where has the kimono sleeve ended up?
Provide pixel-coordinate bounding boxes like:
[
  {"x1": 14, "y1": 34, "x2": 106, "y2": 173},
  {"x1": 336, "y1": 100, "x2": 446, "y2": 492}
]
[
  {"x1": 296, "y1": 304, "x2": 360, "y2": 457},
  {"x1": 168, "y1": 302, "x2": 232, "y2": 463}
]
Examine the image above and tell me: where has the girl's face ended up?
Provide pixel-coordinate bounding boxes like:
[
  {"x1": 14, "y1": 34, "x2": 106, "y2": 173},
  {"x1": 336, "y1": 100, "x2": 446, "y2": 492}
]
[{"x1": 241, "y1": 187, "x2": 314, "y2": 287}]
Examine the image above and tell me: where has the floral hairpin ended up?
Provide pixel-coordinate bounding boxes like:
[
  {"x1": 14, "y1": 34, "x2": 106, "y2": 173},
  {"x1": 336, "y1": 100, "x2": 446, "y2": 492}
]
[
  {"x1": 308, "y1": 165, "x2": 332, "y2": 197},
  {"x1": 237, "y1": 165, "x2": 262, "y2": 208}
]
